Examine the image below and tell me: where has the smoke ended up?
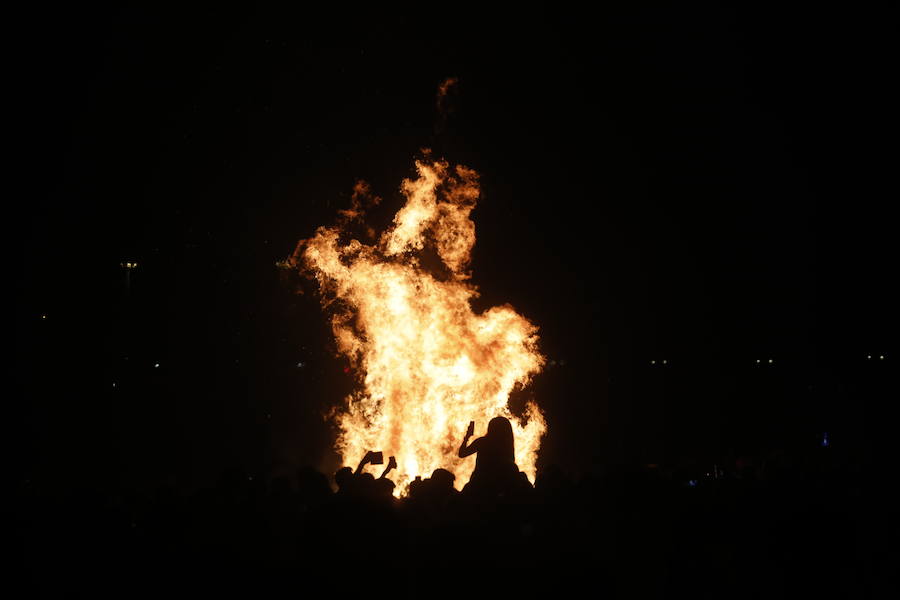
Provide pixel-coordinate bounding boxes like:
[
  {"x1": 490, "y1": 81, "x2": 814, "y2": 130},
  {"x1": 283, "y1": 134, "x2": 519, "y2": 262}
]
[{"x1": 435, "y1": 76, "x2": 459, "y2": 134}]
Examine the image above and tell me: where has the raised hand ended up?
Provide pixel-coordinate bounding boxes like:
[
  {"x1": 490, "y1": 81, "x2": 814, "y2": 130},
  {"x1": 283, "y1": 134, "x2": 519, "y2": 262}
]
[
  {"x1": 354, "y1": 450, "x2": 373, "y2": 475},
  {"x1": 380, "y1": 455, "x2": 398, "y2": 479}
]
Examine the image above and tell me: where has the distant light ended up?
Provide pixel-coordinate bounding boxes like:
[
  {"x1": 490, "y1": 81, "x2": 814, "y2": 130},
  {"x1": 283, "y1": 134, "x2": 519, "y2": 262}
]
[
  {"x1": 41, "y1": 314, "x2": 47, "y2": 320},
  {"x1": 662, "y1": 359, "x2": 667, "y2": 365},
  {"x1": 768, "y1": 359, "x2": 774, "y2": 364},
  {"x1": 688, "y1": 479, "x2": 697, "y2": 487},
  {"x1": 154, "y1": 363, "x2": 160, "y2": 368},
  {"x1": 880, "y1": 355, "x2": 885, "y2": 360},
  {"x1": 651, "y1": 360, "x2": 656, "y2": 365},
  {"x1": 867, "y1": 355, "x2": 872, "y2": 360},
  {"x1": 112, "y1": 382, "x2": 117, "y2": 388},
  {"x1": 296, "y1": 361, "x2": 305, "y2": 368},
  {"x1": 756, "y1": 359, "x2": 761, "y2": 364},
  {"x1": 821, "y1": 432, "x2": 830, "y2": 448}
]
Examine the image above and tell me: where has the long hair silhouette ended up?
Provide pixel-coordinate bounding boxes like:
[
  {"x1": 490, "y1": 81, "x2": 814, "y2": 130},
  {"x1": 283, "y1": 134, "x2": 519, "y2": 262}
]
[
  {"x1": 458, "y1": 416, "x2": 518, "y2": 493},
  {"x1": 483, "y1": 416, "x2": 515, "y2": 466}
]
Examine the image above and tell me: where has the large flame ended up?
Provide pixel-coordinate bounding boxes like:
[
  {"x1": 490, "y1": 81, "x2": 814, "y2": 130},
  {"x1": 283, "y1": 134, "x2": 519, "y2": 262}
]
[{"x1": 291, "y1": 158, "x2": 546, "y2": 494}]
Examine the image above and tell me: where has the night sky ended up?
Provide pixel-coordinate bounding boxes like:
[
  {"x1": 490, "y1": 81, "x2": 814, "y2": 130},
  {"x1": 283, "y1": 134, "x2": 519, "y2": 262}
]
[{"x1": 12, "y1": 5, "x2": 893, "y2": 492}]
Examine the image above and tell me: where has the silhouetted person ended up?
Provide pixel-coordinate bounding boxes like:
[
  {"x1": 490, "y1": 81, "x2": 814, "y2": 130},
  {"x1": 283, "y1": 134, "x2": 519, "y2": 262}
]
[
  {"x1": 374, "y1": 477, "x2": 395, "y2": 501},
  {"x1": 336, "y1": 451, "x2": 396, "y2": 501},
  {"x1": 423, "y1": 468, "x2": 458, "y2": 506},
  {"x1": 428, "y1": 468, "x2": 456, "y2": 493},
  {"x1": 409, "y1": 475, "x2": 424, "y2": 497},
  {"x1": 458, "y1": 416, "x2": 519, "y2": 496},
  {"x1": 334, "y1": 466, "x2": 355, "y2": 496}
]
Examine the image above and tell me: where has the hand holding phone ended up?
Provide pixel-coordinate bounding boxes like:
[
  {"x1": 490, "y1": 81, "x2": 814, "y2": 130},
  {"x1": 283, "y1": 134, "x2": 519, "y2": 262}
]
[
  {"x1": 369, "y1": 451, "x2": 384, "y2": 465},
  {"x1": 466, "y1": 421, "x2": 475, "y2": 437}
]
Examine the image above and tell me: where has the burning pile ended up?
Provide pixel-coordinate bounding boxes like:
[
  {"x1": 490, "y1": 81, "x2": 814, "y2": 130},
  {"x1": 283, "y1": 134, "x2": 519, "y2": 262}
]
[{"x1": 289, "y1": 158, "x2": 545, "y2": 493}]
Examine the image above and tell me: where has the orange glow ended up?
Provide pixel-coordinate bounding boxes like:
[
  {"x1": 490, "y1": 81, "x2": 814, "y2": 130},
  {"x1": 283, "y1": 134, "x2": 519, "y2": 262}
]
[{"x1": 289, "y1": 158, "x2": 545, "y2": 494}]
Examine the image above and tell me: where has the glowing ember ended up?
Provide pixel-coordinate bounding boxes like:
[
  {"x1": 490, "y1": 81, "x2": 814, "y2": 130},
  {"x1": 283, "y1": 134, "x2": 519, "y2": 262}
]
[{"x1": 289, "y1": 158, "x2": 546, "y2": 494}]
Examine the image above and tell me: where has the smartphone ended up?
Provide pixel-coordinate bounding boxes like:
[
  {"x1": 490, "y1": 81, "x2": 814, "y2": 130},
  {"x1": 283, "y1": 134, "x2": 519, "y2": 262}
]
[
  {"x1": 369, "y1": 451, "x2": 384, "y2": 465},
  {"x1": 467, "y1": 421, "x2": 475, "y2": 436}
]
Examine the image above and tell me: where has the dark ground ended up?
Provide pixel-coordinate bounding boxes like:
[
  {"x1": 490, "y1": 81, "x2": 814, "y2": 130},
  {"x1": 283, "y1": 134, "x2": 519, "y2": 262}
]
[{"x1": 15, "y1": 445, "x2": 895, "y2": 599}]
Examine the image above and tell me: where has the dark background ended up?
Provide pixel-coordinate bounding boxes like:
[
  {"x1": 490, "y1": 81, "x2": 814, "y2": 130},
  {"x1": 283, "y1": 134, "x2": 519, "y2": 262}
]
[{"x1": 11, "y1": 4, "x2": 893, "y2": 493}]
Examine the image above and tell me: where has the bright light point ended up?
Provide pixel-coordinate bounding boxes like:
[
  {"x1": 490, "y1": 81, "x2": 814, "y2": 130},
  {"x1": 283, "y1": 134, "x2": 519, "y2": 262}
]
[
  {"x1": 662, "y1": 359, "x2": 667, "y2": 365},
  {"x1": 867, "y1": 355, "x2": 872, "y2": 359},
  {"x1": 651, "y1": 360, "x2": 656, "y2": 365},
  {"x1": 154, "y1": 363, "x2": 160, "y2": 368},
  {"x1": 768, "y1": 359, "x2": 773, "y2": 364},
  {"x1": 41, "y1": 314, "x2": 47, "y2": 320},
  {"x1": 879, "y1": 355, "x2": 885, "y2": 360},
  {"x1": 112, "y1": 382, "x2": 117, "y2": 388},
  {"x1": 297, "y1": 362, "x2": 305, "y2": 368},
  {"x1": 756, "y1": 359, "x2": 761, "y2": 364}
]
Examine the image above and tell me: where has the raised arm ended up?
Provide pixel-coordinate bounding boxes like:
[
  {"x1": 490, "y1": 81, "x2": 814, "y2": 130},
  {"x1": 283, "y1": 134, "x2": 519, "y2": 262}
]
[
  {"x1": 458, "y1": 421, "x2": 478, "y2": 458},
  {"x1": 380, "y1": 456, "x2": 397, "y2": 479},
  {"x1": 354, "y1": 451, "x2": 372, "y2": 475}
]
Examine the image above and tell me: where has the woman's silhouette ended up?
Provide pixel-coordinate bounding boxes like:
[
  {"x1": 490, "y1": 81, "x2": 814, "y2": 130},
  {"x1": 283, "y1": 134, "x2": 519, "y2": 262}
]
[{"x1": 458, "y1": 416, "x2": 519, "y2": 494}]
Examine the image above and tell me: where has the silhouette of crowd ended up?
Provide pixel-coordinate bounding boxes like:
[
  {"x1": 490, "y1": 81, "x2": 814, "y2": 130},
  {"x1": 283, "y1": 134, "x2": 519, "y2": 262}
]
[{"x1": 15, "y1": 417, "x2": 884, "y2": 599}]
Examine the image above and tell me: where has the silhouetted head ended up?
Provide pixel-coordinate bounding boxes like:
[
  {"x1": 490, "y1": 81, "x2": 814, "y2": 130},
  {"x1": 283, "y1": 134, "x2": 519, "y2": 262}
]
[
  {"x1": 375, "y1": 477, "x2": 395, "y2": 499},
  {"x1": 487, "y1": 416, "x2": 513, "y2": 438},
  {"x1": 409, "y1": 475, "x2": 424, "y2": 497},
  {"x1": 430, "y1": 468, "x2": 456, "y2": 490},
  {"x1": 334, "y1": 466, "x2": 353, "y2": 491},
  {"x1": 486, "y1": 416, "x2": 515, "y2": 461}
]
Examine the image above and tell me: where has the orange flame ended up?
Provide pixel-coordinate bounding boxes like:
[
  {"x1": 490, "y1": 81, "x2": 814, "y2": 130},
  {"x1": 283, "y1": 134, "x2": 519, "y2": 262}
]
[{"x1": 292, "y1": 158, "x2": 545, "y2": 494}]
